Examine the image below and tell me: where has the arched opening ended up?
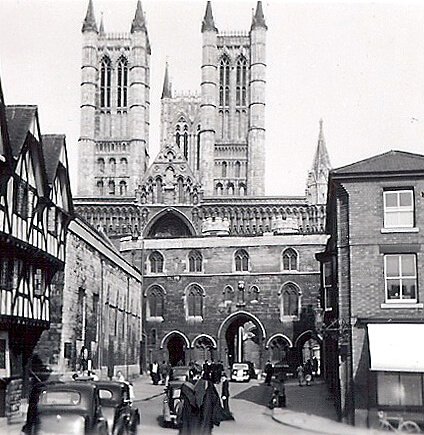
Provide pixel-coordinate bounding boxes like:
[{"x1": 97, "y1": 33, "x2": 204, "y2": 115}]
[
  {"x1": 295, "y1": 330, "x2": 322, "y2": 376},
  {"x1": 218, "y1": 311, "x2": 266, "y2": 371},
  {"x1": 145, "y1": 210, "x2": 196, "y2": 239},
  {"x1": 165, "y1": 334, "x2": 187, "y2": 367},
  {"x1": 267, "y1": 335, "x2": 291, "y2": 366},
  {"x1": 192, "y1": 335, "x2": 216, "y2": 364}
]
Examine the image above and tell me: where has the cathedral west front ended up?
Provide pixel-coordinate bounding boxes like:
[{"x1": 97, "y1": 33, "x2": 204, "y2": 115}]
[{"x1": 75, "y1": 0, "x2": 331, "y2": 373}]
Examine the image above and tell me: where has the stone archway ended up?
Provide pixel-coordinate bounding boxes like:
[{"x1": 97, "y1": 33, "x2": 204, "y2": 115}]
[
  {"x1": 218, "y1": 311, "x2": 266, "y2": 370},
  {"x1": 191, "y1": 335, "x2": 217, "y2": 364},
  {"x1": 295, "y1": 330, "x2": 322, "y2": 375},
  {"x1": 160, "y1": 331, "x2": 190, "y2": 367}
]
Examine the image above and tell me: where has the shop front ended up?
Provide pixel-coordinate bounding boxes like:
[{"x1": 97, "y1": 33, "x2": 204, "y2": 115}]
[{"x1": 367, "y1": 323, "x2": 424, "y2": 430}]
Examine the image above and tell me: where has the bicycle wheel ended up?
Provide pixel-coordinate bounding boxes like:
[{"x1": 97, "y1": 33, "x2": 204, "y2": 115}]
[
  {"x1": 379, "y1": 420, "x2": 396, "y2": 431},
  {"x1": 399, "y1": 421, "x2": 421, "y2": 433}
]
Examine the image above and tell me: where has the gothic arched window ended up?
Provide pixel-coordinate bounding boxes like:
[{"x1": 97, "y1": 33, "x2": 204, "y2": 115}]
[
  {"x1": 119, "y1": 181, "x2": 127, "y2": 196},
  {"x1": 186, "y1": 284, "x2": 204, "y2": 318},
  {"x1": 236, "y1": 57, "x2": 247, "y2": 106},
  {"x1": 222, "y1": 161, "x2": 227, "y2": 178},
  {"x1": 155, "y1": 178, "x2": 163, "y2": 203},
  {"x1": 109, "y1": 158, "x2": 116, "y2": 173},
  {"x1": 117, "y1": 57, "x2": 128, "y2": 107},
  {"x1": 235, "y1": 161, "x2": 241, "y2": 178},
  {"x1": 219, "y1": 56, "x2": 230, "y2": 107},
  {"x1": 98, "y1": 158, "x2": 105, "y2": 173},
  {"x1": 196, "y1": 125, "x2": 201, "y2": 170},
  {"x1": 100, "y1": 56, "x2": 112, "y2": 108},
  {"x1": 215, "y1": 183, "x2": 223, "y2": 195},
  {"x1": 249, "y1": 285, "x2": 260, "y2": 304},
  {"x1": 146, "y1": 285, "x2": 165, "y2": 319},
  {"x1": 282, "y1": 248, "x2": 299, "y2": 271},
  {"x1": 176, "y1": 125, "x2": 181, "y2": 147},
  {"x1": 223, "y1": 285, "x2": 234, "y2": 304},
  {"x1": 150, "y1": 251, "x2": 164, "y2": 273},
  {"x1": 97, "y1": 180, "x2": 104, "y2": 195},
  {"x1": 235, "y1": 249, "x2": 249, "y2": 272},
  {"x1": 183, "y1": 129, "x2": 188, "y2": 160},
  {"x1": 120, "y1": 158, "x2": 127, "y2": 174},
  {"x1": 188, "y1": 250, "x2": 202, "y2": 273},
  {"x1": 108, "y1": 180, "x2": 115, "y2": 195},
  {"x1": 280, "y1": 283, "x2": 300, "y2": 317}
]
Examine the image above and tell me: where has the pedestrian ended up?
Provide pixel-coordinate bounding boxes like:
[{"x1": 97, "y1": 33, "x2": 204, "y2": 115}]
[
  {"x1": 116, "y1": 370, "x2": 126, "y2": 382},
  {"x1": 78, "y1": 346, "x2": 91, "y2": 376},
  {"x1": 312, "y1": 356, "x2": 319, "y2": 377},
  {"x1": 296, "y1": 364, "x2": 304, "y2": 386},
  {"x1": 160, "y1": 360, "x2": 168, "y2": 385},
  {"x1": 304, "y1": 359, "x2": 313, "y2": 386},
  {"x1": 198, "y1": 380, "x2": 225, "y2": 435},
  {"x1": 178, "y1": 381, "x2": 200, "y2": 435},
  {"x1": 150, "y1": 360, "x2": 159, "y2": 385},
  {"x1": 220, "y1": 373, "x2": 234, "y2": 420},
  {"x1": 264, "y1": 360, "x2": 273, "y2": 385},
  {"x1": 272, "y1": 372, "x2": 286, "y2": 408}
]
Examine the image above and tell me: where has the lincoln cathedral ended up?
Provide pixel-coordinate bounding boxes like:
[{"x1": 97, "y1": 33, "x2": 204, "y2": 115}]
[{"x1": 75, "y1": 0, "x2": 331, "y2": 372}]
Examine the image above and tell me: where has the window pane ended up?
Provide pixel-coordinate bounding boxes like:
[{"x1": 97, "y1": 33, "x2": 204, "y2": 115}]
[
  {"x1": 386, "y1": 256, "x2": 399, "y2": 277},
  {"x1": 399, "y1": 191, "x2": 412, "y2": 207},
  {"x1": 387, "y1": 280, "x2": 400, "y2": 299},
  {"x1": 385, "y1": 192, "x2": 398, "y2": 208},
  {"x1": 400, "y1": 374, "x2": 422, "y2": 406},
  {"x1": 385, "y1": 212, "x2": 398, "y2": 227},
  {"x1": 397, "y1": 211, "x2": 413, "y2": 227},
  {"x1": 378, "y1": 372, "x2": 400, "y2": 406},
  {"x1": 402, "y1": 280, "x2": 416, "y2": 299},
  {"x1": 401, "y1": 255, "x2": 415, "y2": 276}
]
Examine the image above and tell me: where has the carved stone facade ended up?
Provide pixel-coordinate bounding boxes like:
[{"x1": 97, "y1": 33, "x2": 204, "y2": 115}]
[{"x1": 74, "y1": 1, "x2": 332, "y2": 372}]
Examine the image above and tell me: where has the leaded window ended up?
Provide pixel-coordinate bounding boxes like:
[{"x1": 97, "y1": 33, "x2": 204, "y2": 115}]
[
  {"x1": 100, "y1": 56, "x2": 112, "y2": 108},
  {"x1": 282, "y1": 248, "x2": 298, "y2": 271},
  {"x1": 281, "y1": 283, "x2": 300, "y2": 317},
  {"x1": 150, "y1": 251, "x2": 164, "y2": 273},
  {"x1": 236, "y1": 57, "x2": 247, "y2": 106},
  {"x1": 235, "y1": 249, "x2": 249, "y2": 272},
  {"x1": 186, "y1": 284, "x2": 204, "y2": 318},
  {"x1": 117, "y1": 57, "x2": 128, "y2": 107},
  {"x1": 188, "y1": 250, "x2": 202, "y2": 272},
  {"x1": 146, "y1": 286, "x2": 165, "y2": 319}
]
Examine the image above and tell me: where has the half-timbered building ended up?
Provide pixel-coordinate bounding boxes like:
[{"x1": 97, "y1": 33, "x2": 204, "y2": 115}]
[{"x1": 0, "y1": 85, "x2": 73, "y2": 418}]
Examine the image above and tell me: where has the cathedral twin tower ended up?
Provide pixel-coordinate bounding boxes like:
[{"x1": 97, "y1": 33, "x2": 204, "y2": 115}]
[{"x1": 77, "y1": 0, "x2": 267, "y2": 201}]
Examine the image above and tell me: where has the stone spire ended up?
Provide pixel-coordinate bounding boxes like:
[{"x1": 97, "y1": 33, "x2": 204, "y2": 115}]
[
  {"x1": 131, "y1": 1, "x2": 146, "y2": 33},
  {"x1": 82, "y1": 0, "x2": 98, "y2": 33},
  {"x1": 202, "y1": 1, "x2": 218, "y2": 32},
  {"x1": 312, "y1": 119, "x2": 331, "y2": 174},
  {"x1": 306, "y1": 119, "x2": 332, "y2": 205},
  {"x1": 99, "y1": 12, "x2": 105, "y2": 35},
  {"x1": 161, "y1": 63, "x2": 172, "y2": 99},
  {"x1": 251, "y1": 1, "x2": 267, "y2": 30}
]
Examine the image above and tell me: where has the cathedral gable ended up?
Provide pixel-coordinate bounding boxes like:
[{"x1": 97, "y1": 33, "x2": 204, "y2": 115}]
[{"x1": 137, "y1": 143, "x2": 201, "y2": 205}]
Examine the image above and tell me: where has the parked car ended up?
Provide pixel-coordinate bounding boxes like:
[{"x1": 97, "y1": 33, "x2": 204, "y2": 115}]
[
  {"x1": 231, "y1": 362, "x2": 250, "y2": 382},
  {"x1": 162, "y1": 366, "x2": 190, "y2": 427},
  {"x1": 22, "y1": 381, "x2": 108, "y2": 435},
  {"x1": 95, "y1": 380, "x2": 140, "y2": 435}
]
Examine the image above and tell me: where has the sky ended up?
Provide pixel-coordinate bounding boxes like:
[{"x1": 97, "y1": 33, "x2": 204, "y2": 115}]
[{"x1": 1, "y1": 0, "x2": 424, "y2": 196}]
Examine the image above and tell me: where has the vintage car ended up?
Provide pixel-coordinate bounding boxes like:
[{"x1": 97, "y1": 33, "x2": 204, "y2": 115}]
[
  {"x1": 95, "y1": 380, "x2": 140, "y2": 435},
  {"x1": 231, "y1": 362, "x2": 250, "y2": 382},
  {"x1": 22, "y1": 381, "x2": 108, "y2": 435},
  {"x1": 162, "y1": 366, "x2": 190, "y2": 427}
]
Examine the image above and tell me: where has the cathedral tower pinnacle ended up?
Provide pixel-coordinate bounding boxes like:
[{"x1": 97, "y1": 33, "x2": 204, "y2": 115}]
[
  {"x1": 306, "y1": 119, "x2": 332, "y2": 205},
  {"x1": 161, "y1": 63, "x2": 172, "y2": 100},
  {"x1": 77, "y1": 0, "x2": 150, "y2": 198},
  {"x1": 82, "y1": 0, "x2": 98, "y2": 33}
]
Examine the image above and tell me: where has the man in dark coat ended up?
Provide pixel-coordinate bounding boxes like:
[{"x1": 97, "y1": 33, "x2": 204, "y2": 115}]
[
  {"x1": 264, "y1": 360, "x2": 273, "y2": 385},
  {"x1": 198, "y1": 381, "x2": 224, "y2": 435},
  {"x1": 178, "y1": 381, "x2": 200, "y2": 435},
  {"x1": 221, "y1": 373, "x2": 234, "y2": 421}
]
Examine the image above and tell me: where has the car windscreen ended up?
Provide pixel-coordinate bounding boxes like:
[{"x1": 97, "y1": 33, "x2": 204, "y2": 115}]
[{"x1": 40, "y1": 390, "x2": 81, "y2": 406}]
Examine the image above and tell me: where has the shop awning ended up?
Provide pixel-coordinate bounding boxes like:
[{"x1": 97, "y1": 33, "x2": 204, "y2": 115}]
[{"x1": 368, "y1": 323, "x2": 424, "y2": 372}]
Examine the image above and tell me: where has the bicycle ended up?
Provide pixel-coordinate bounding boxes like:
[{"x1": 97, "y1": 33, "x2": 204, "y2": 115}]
[{"x1": 378, "y1": 410, "x2": 421, "y2": 433}]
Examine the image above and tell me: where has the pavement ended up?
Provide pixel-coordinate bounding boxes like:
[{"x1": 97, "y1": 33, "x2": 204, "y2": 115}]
[
  {"x1": 0, "y1": 375, "x2": 388, "y2": 435},
  {"x1": 271, "y1": 377, "x2": 386, "y2": 435}
]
